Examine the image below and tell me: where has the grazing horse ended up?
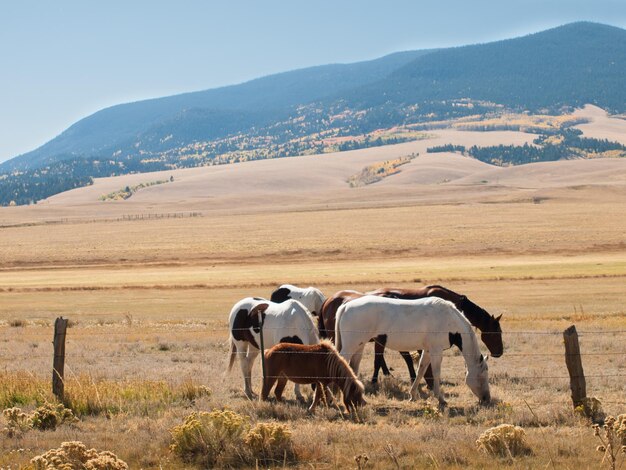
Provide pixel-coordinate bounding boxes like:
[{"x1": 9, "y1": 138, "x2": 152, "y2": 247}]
[
  {"x1": 368, "y1": 286, "x2": 503, "y2": 385},
  {"x1": 261, "y1": 340, "x2": 366, "y2": 412},
  {"x1": 228, "y1": 297, "x2": 319, "y2": 400},
  {"x1": 319, "y1": 289, "x2": 417, "y2": 385},
  {"x1": 270, "y1": 284, "x2": 326, "y2": 317},
  {"x1": 335, "y1": 295, "x2": 490, "y2": 407}
]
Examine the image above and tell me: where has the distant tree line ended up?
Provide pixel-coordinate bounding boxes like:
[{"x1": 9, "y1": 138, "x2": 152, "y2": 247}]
[
  {"x1": 427, "y1": 129, "x2": 626, "y2": 167},
  {"x1": 427, "y1": 144, "x2": 467, "y2": 153}
]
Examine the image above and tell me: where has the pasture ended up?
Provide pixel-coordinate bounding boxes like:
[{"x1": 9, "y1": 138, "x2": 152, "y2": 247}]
[{"x1": 1, "y1": 120, "x2": 625, "y2": 468}]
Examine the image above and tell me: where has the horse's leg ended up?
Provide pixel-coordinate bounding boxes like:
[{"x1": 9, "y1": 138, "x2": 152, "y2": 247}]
[
  {"x1": 293, "y1": 384, "x2": 305, "y2": 402},
  {"x1": 308, "y1": 382, "x2": 324, "y2": 412},
  {"x1": 242, "y1": 346, "x2": 260, "y2": 399},
  {"x1": 429, "y1": 348, "x2": 447, "y2": 408},
  {"x1": 424, "y1": 362, "x2": 435, "y2": 390},
  {"x1": 274, "y1": 376, "x2": 288, "y2": 402},
  {"x1": 261, "y1": 372, "x2": 277, "y2": 401},
  {"x1": 372, "y1": 339, "x2": 390, "y2": 384},
  {"x1": 238, "y1": 343, "x2": 253, "y2": 398},
  {"x1": 409, "y1": 350, "x2": 431, "y2": 401},
  {"x1": 349, "y1": 344, "x2": 366, "y2": 375},
  {"x1": 400, "y1": 351, "x2": 417, "y2": 383}
]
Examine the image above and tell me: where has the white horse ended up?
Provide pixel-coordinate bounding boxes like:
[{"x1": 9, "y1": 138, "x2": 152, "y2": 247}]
[
  {"x1": 270, "y1": 284, "x2": 326, "y2": 317},
  {"x1": 335, "y1": 295, "x2": 490, "y2": 407},
  {"x1": 227, "y1": 297, "x2": 320, "y2": 400}
]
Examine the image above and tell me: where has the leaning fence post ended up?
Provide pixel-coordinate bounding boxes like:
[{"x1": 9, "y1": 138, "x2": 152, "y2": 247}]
[
  {"x1": 52, "y1": 317, "x2": 68, "y2": 400},
  {"x1": 563, "y1": 324, "x2": 587, "y2": 408}
]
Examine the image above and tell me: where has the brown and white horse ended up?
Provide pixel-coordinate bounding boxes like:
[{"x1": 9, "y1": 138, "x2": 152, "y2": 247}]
[
  {"x1": 227, "y1": 297, "x2": 319, "y2": 400},
  {"x1": 261, "y1": 340, "x2": 366, "y2": 412}
]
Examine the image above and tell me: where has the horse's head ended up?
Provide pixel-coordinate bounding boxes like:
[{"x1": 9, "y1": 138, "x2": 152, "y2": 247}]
[
  {"x1": 466, "y1": 354, "x2": 490, "y2": 405},
  {"x1": 462, "y1": 295, "x2": 504, "y2": 357},
  {"x1": 270, "y1": 286, "x2": 291, "y2": 303},
  {"x1": 480, "y1": 312, "x2": 503, "y2": 357},
  {"x1": 343, "y1": 378, "x2": 367, "y2": 410}
]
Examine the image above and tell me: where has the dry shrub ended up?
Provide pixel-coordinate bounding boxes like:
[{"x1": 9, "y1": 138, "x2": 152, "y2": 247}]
[
  {"x1": 245, "y1": 422, "x2": 294, "y2": 464},
  {"x1": 617, "y1": 414, "x2": 626, "y2": 445},
  {"x1": 29, "y1": 441, "x2": 128, "y2": 470},
  {"x1": 2, "y1": 407, "x2": 31, "y2": 437},
  {"x1": 30, "y1": 401, "x2": 78, "y2": 430},
  {"x1": 170, "y1": 409, "x2": 296, "y2": 467},
  {"x1": 476, "y1": 424, "x2": 532, "y2": 458},
  {"x1": 2, "y1": 402, "x2": 77, "y2": 438},
  {"x1": 593, "y1": 414, "x2": 626, "y2": 469},
  {"x1": 170, "y1": 409, "x2": 248, "y2": 467},
  {"x1": 575, "y1": 396, "x2": 605, "y2": 423}
]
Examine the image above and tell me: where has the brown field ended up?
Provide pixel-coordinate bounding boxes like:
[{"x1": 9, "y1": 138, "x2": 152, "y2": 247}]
[{"x1": 1, "y1": 114, "x2": 625, "y2": 468}]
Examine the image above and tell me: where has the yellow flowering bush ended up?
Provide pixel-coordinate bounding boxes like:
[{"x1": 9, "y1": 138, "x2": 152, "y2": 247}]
[
  {"x1": 2, "y1": 402, "x2": 77, "y2": 438},
  {"x1": 29, "y1": 441, "x2": 128, "y2": 470},
  {"x1": 476, "y1": 424, "x2": 532, "y2": 458},
  {"x1": 170, "y1": 410, "x2": 297, "y2": 467},
  {"x1": 2, "y1": 407, "x2": 31, "y2": 437},
  {"x1": 575, "y1": 396, "x2": 605, "y2": 422},
  {"x1": 245, "y1": 422, "x2": 294, "y2": 462},
  {"x1": 30, "y1": 402, "x2": 78, "y2": 430},
  {"x1": 170, "y1": 409, "x2": 248, "y2": 466}
]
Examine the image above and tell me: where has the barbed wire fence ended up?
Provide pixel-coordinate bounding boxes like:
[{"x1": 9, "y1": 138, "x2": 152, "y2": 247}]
[{"x1": 3, "y1": 318, "x2": 622, "y2": 410}]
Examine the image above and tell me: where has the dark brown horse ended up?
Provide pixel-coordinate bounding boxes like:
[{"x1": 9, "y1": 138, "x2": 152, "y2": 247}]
[
  {"x1": 320, "y1": 285, "x2": 503, "y2": 386},
  {"x1": 261, "y1": 340, "x2": 366, "y2": 412}
]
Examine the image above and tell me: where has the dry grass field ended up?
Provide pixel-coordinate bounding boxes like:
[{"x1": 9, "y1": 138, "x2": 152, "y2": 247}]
[{"x1": 1, "y1": 116, "x2": 625, "y2": 468}]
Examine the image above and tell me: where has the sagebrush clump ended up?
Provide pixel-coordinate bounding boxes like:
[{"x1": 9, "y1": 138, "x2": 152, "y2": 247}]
[
  {"x1": 245, "y1": 422, "x2": 294, "y2": 463},
  {"x1": 2, "y1": 407, "x2": 31, "y2": 437},
  {"x1": 30, "y1": 401, "x2": 78, "y2": 430},
  {"x1": 170, "y1": 409, "x2": 249, "y2": 467},
  {"x1": 29, "y1": 441, "x2": 128, "y2": 470},
  {"x1": 2, "y1": 402, "x2": 77, "y2": 437},
  {"x1": 170, "y1": 409, "x2": 296, "y2": 467},
  {"x1": 476, "y1": 424, "x2": 532, "y2": 458},
  {"x1": 575, "y1": 396, "x2": 605, "y2": 422},
  {"x1": 593, "y1": 414, "x2": 626, "y2": 470}
]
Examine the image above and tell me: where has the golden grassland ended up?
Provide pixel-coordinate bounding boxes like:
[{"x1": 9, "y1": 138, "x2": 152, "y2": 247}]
[
  {"x1": 1, "y1": 200, "x2": 625, "y2": 468},
  {"x1": 1, "y1": 122, "x2": 626, "y2": 467}
]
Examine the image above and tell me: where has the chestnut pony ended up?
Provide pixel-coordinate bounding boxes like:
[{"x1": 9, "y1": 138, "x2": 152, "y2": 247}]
[
  {"x1": 261, "y1": 340, "x2": 366, "y2": 412},
  {"x1": 320, "y1": 285, "x2": 503, "y2": 385}
]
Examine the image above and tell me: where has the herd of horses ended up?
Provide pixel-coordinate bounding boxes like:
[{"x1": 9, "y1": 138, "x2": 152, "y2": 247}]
[{"x1": 227, "y1": 284, "x2": 504, "y2": 411}]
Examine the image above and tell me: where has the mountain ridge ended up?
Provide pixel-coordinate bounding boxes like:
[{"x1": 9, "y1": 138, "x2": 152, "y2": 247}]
[{"x1": 1, "y1": 21, "x2": 626, "y2": 206}]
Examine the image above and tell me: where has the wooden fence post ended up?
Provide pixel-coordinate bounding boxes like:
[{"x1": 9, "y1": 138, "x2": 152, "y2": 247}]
[
  {"x1": 258, "y1": 311, "x2": 266, "y2": 383},
  {"x1": 52, "y1": 317, "x2": 68, "y2": 400},
  {"x1": 563, "y1": 324, "x2": 586, "y2": 408}
]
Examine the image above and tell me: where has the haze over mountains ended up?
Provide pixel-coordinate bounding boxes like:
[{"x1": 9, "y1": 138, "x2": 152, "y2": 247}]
[{"x1": 1, "y1": 21, "x2": 626, "y2": 205}]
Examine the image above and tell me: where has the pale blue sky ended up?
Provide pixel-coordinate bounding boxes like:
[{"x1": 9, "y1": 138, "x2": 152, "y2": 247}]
[{"x1": 1, "y1": 1, "x2": 626, "y2": 162}]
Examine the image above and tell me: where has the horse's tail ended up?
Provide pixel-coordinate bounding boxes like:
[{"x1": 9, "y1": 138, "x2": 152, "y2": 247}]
[
  {"x1": 335, "y1": 303, "x2": 346, "y2": 353},
  {"x1": 227, "y1": 337, "x2": 237, "y2": 372},
  {"x1": 318, "y1": 297, "x2": 332, "y2": 338}
]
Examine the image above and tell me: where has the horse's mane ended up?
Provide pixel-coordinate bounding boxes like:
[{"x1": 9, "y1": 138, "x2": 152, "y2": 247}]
[{"x1": 321, "y1": 340, "x2": 364, "y2": 397}]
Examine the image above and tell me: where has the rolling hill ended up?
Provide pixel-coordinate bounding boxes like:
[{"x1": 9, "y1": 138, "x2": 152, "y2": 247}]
[{"x1": 1, "y1": 21, "x2": 626, "y2": 206}]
